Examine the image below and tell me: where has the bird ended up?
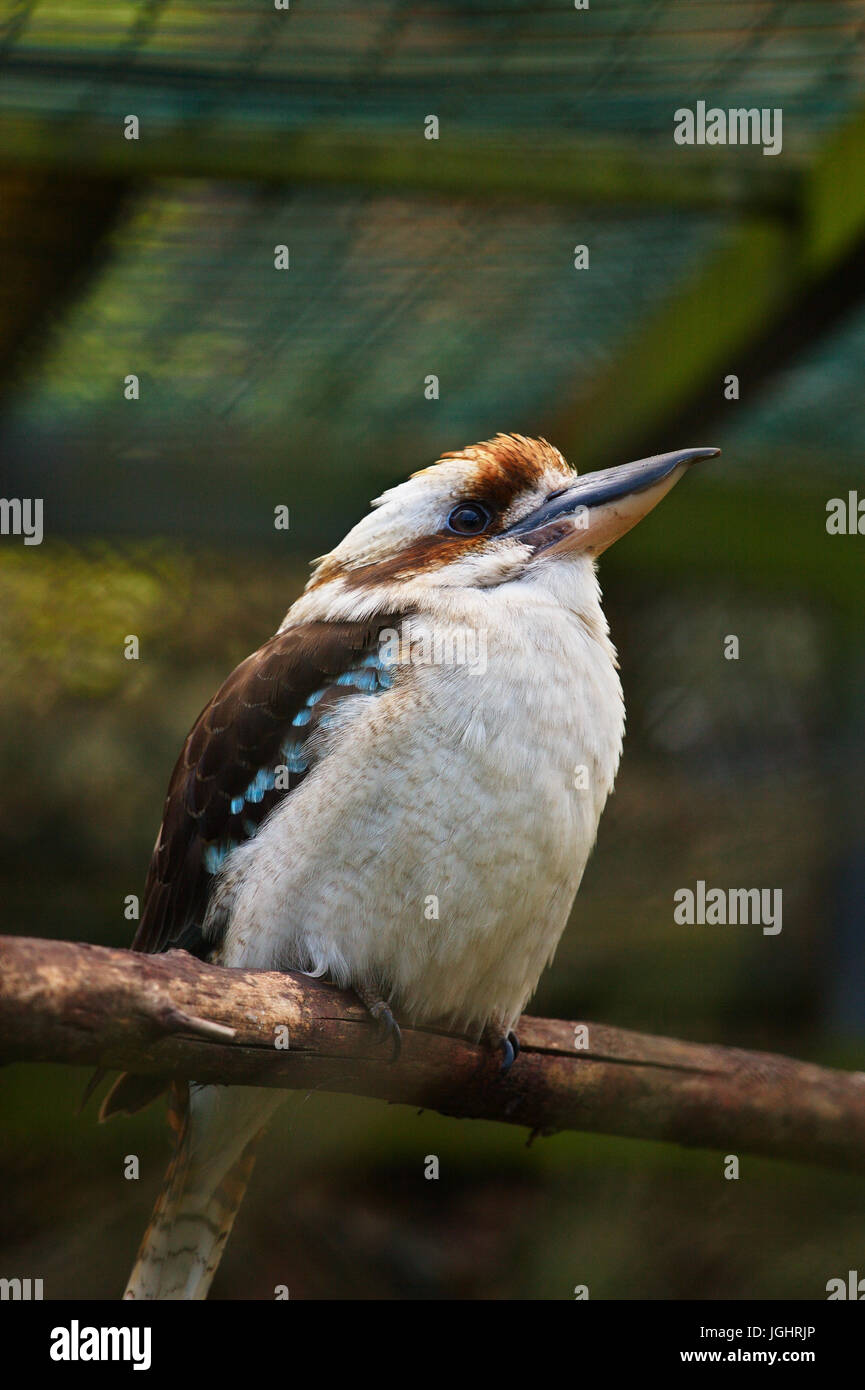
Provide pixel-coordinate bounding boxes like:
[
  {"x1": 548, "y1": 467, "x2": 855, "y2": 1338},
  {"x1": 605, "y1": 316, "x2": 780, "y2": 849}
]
[{"x1": 100, "y1": 433, "x2": 718, "y2": 1299}]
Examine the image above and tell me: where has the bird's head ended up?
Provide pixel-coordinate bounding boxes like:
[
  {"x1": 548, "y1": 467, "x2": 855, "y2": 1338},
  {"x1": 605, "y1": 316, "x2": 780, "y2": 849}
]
[{"x1": 293, "y1": 434, "x2": 718, "y2": 623}]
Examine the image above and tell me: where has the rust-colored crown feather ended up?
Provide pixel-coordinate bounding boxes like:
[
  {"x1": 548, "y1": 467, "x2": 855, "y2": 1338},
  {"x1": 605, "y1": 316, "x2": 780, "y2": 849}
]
[
  {"x1": 309, "y1": 434, "x2": 573, "y2": 592},
  {"x1": 414, "y1": 433, "x2": 569, "y2": 506}
]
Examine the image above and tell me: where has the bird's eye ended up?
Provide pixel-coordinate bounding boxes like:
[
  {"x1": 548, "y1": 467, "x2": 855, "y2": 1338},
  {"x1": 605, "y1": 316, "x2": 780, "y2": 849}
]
[{"x1": 446, "y1": 502, "x2": 491, "y2": 535}]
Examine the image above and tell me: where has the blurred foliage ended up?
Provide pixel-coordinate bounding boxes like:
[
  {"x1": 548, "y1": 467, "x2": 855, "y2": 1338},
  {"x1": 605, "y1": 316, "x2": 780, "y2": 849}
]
[
  {"x1": 0, "y1": 542, "x2": 190, "y2": 708},
  {"x1": 0, "y1": 541, "x2": 306, "y2": 938}
]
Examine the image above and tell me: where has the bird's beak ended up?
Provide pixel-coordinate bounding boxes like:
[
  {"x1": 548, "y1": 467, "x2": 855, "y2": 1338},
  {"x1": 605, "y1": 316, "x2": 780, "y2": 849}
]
[{"x1": 502, "y1": 446, "x2": 720, "y2": 558}]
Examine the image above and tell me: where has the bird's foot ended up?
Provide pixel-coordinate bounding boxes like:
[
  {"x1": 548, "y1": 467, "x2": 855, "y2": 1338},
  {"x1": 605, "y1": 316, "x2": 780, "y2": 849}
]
[
  {"x1": 482, "y1": 1023, "x2": 520, "y2": 1074},
  {"x1": 355, "y1": 986, "x2": 402, "y2": 1062}
]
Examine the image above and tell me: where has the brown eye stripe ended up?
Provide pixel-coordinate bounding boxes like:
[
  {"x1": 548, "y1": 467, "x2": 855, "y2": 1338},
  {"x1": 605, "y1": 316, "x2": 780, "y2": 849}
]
[
  {"x1": 332, "y1": 533, "x2": 483, "y2": 589},
  {"x1": 309, "y1": 434, "x2": 573, "y2": 590}
]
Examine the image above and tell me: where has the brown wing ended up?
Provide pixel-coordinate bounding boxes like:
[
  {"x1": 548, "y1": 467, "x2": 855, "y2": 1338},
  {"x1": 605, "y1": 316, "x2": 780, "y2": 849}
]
[{"x1": 132, "y1": 613, "x2": 403, "y2": 960}]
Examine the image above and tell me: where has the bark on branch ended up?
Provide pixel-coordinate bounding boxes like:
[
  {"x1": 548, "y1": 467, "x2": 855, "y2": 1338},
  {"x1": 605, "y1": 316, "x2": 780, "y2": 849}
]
[{"x1": 2, "y1": 934, "x2": 865, "y2": 1172}]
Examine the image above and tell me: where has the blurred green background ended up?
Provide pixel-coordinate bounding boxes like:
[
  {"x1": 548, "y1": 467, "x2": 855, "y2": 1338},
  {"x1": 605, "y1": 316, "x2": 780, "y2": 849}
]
[{"x1": 1, "y1": 0, "x2": 865, "y2": 1299}]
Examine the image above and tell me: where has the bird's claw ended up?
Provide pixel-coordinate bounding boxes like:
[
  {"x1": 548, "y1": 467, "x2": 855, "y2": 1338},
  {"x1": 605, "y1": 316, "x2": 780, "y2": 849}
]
[
  {"x1": 355, "y1": 986, "x2": 403, "y2": 1064},
  {"x1": 371, "y1": 1003, "x2": 402, "y2": 1063},
  {"x1": 498, "y1": 1030, "x2": 520, "y2": 1074}
]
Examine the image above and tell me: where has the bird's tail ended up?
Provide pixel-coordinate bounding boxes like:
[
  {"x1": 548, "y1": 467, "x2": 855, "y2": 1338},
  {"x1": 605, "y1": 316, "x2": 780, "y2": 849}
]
[{"x1": 123, "y1": 1082, "x2": 282, "y2": 1301}]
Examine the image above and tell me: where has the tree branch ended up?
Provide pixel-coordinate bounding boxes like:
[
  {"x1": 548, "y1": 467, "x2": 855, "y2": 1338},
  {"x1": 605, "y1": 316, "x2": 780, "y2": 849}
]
[{"x1": 2, "y1": 935, "x2": 864, "y2": 1172}]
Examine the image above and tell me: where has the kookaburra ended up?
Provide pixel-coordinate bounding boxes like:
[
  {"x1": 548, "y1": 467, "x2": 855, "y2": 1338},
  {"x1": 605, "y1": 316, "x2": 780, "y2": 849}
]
[{"x1": 102, "y1": 434, "x2": 718, "y2": 1298}]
